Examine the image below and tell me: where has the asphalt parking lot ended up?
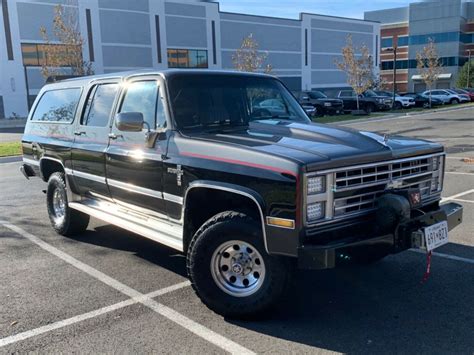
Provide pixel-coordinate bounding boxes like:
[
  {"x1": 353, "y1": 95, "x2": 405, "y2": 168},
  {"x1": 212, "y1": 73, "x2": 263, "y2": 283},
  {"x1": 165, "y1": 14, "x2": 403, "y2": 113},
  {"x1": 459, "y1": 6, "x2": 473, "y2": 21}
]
[{"x1": 0, "y1": 107, "x2": 473, "y2": 354}]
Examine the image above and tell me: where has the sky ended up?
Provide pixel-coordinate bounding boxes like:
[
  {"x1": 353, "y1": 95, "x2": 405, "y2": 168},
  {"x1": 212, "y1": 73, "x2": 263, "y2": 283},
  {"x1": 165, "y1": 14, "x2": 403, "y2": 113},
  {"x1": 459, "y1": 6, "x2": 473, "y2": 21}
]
[{"x1": 217, "y1": 0, "x2": 414, "y2": 20}]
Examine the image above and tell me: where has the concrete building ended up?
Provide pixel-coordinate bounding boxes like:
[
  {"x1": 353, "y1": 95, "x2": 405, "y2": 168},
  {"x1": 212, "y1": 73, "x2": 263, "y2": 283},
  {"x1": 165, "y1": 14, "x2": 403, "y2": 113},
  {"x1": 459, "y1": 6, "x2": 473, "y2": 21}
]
[
  {"x1": 365, "y1": 0, "x2": 474, "y2": 93},
  {"x1": 0, "y1": 0, "x2": 380, "y2": 119}
]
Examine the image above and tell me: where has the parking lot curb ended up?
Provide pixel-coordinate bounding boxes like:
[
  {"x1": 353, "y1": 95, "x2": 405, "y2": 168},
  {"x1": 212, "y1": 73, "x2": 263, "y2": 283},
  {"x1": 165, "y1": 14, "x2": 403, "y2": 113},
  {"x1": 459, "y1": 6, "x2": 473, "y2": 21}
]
[{"x1": 0, "y1": 156, "x2": 22, "y2": 164}]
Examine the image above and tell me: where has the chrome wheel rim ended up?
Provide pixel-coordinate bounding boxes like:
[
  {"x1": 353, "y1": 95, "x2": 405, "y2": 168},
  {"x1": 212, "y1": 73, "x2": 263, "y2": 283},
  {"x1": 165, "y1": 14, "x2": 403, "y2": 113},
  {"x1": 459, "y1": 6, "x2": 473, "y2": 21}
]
[
  {"x1": 211, "y1": 240, "x2": 266, "y2": 298},
  {"x1": 52, "y1": 188, "x2": 66, "y2": 225}
]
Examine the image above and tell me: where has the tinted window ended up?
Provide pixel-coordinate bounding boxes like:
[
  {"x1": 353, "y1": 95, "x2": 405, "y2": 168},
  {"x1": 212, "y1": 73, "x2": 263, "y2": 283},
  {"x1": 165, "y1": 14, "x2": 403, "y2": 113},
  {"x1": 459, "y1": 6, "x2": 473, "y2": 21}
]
[
  {"x1": 82, "y1": 84, "x2": 119, "y2": 127},
  {"x1": 120, "y1": 81, "x2": 166, "y2": 129},
  {"x1": 340, "y1": 91, "x2": 354, "y2": 97},
  {"x1": 32, "y1": 88, "x2": 81, "y2": 122},
  {"x1": 168, "y1": 75, "x2": 309, "y2": 130},
  {"x1": 308, "y1": 91, "x2": 326, "y2": 99}
]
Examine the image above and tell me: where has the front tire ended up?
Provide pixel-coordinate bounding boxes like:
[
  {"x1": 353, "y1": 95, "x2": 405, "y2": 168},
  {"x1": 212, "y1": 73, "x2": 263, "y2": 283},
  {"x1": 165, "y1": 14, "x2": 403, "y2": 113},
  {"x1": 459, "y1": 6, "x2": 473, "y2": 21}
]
[
  {"x1": 187, "y1": 211, "x2": 291, "y2": 319},
  {"x1": 450, "y1": 98, "x2": 459, "y2": 105},
  {"x1": 47, "y1": 172, "x2": 89, "y2": 236},
  {"x1": 393, "y1": 102, "x2": 403, "y2": 110}
]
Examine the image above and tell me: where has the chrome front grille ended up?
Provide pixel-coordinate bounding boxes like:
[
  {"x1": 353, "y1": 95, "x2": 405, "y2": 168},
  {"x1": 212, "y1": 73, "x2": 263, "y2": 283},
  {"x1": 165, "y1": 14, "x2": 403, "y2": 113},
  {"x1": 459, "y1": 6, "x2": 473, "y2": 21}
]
[
  {"x1": 332, "y1": 155, "x2": 443, "y2": 219},
  {"x1": 334, "y1": 158, "x2": 431, "y2": 190},
  {"x1": 304, "y1": 153, "x2": 444, "y2": 225}
]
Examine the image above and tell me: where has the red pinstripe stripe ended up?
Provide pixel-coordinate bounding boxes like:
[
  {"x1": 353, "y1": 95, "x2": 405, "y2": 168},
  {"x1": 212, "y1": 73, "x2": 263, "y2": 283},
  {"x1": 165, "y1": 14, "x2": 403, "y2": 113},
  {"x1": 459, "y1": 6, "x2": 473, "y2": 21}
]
[{"x1": 181, "y1": 152, "x2": 297, "y2": 178}]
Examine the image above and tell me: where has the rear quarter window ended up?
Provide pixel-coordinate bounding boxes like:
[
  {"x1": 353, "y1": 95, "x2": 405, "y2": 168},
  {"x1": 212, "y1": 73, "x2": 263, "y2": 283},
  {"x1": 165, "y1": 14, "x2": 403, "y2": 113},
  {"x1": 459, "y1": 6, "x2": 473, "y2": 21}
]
[{"x1": 31, "y1": 88, "x2": 82, "y2": 123}]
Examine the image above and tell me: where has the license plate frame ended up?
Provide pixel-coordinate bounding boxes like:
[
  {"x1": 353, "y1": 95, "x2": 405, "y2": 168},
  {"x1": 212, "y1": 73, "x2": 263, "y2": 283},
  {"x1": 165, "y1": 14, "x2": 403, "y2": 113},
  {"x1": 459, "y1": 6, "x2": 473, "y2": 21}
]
[{"x1": 423, "y1": 221, "x2": 449, "y2": 251}]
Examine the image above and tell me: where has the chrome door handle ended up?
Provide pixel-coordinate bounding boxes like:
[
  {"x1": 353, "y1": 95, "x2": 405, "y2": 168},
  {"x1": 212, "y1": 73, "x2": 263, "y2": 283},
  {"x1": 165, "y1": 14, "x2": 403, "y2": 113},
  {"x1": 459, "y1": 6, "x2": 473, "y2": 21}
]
[
  {"x1": 108, "y1": 133, "x2": 123, "y2": 140},
  {"x1": 74, "y1": 131, "x2": 86, "y2": 136}
]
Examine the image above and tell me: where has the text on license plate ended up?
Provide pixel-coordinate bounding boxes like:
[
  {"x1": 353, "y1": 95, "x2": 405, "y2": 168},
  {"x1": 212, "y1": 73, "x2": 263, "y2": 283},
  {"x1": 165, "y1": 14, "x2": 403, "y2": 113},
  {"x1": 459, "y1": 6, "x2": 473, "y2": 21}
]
[{"x1": 424, "y1": 221, "x2": 449, "y2": 251}]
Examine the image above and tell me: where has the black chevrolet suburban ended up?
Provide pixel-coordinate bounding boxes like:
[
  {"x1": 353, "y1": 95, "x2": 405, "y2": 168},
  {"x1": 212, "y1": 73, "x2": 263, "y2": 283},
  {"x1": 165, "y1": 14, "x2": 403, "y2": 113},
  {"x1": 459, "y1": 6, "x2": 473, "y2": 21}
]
[
  {"x1": 293, "y1": 90, "x2": 344, "y2": 116},
  {"x1": 21, "y1": 70, "x2": 463, "y2": 318},
  {"x1": 337, "y1": 89, "x2": 393, "y2": 113}
]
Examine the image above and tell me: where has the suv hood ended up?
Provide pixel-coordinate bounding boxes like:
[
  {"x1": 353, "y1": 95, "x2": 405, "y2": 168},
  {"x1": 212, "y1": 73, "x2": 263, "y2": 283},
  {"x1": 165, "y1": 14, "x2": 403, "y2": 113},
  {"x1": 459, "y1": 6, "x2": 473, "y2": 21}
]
[{"x1": 188, "y1": 120, "x2": 443, "y2": 171}]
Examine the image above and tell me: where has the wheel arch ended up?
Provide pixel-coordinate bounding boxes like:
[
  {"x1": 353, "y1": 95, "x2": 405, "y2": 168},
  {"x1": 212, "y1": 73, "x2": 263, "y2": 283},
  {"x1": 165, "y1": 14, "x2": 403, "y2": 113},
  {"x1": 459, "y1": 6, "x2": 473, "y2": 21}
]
[
  {"x1": 182, "y1": 181, "x2": 268, "y2": 254},
  {"x1": 39, "y1": 157, "x2": 66, "y2": 182}
]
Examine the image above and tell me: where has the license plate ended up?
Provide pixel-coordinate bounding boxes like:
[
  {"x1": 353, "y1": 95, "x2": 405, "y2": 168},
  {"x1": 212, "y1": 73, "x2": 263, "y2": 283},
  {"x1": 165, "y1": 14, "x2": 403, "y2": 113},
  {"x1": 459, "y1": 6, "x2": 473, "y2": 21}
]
[{"x1": 424, "y1": 221, "x2": 449, "y2": 251}]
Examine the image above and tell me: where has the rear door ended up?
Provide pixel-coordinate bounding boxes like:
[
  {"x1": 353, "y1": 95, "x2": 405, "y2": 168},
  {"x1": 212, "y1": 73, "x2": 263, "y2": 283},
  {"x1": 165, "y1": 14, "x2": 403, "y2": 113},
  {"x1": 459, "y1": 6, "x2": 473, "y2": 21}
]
[
  {"x1": 71, "y1": 79, "x2": 120, "y2": 198},
  {"x1": 105, "y1": 77, "x2": 169, "y2": 217},
  {"x1": 339, "y1": 90, "x2": 356, "y2": 110}
]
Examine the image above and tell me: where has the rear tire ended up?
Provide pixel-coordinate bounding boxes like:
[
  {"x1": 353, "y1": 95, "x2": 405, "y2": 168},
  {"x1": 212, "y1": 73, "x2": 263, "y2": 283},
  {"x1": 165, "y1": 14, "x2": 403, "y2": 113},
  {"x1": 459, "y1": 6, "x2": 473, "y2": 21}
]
[
  {"x1": 187, "y1": 211, "x2": 291, "y2": 319},
  {"x1": 365, "y1": 103, "x2": 375, "y2": 114},
  {"x1": 47, "y1": 172, "x2": 89, "y2": 236}
]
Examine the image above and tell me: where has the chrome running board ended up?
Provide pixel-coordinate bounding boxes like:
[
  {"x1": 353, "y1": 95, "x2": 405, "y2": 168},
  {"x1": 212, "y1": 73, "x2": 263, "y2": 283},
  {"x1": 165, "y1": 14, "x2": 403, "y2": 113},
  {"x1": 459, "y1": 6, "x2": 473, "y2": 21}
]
[{"x1": 69, "y1": 199, "x2": 183, "y2": 252}]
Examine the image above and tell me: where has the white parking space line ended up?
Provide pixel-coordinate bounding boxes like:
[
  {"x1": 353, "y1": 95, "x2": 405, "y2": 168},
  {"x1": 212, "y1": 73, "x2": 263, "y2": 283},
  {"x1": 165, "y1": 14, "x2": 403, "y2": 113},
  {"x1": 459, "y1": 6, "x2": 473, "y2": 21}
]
[
  {"x1": 441, "y1": 189, "x2": 474, "y2": 203},
  {"x1": 446, "y1": 172, "x2": 474, "y2": 176},
  {"x1": 410, "y1": 249, "x2": 474, "y2": 265},
  {"x1": 0, "y1": 221, "x2": 255, "y2": 355},
  {"x1": 0, "y1": 281, "x2": 191, "y2": 348},
  {"x1": 451, "y1": 199, "x2": 474, "y2": 204}
]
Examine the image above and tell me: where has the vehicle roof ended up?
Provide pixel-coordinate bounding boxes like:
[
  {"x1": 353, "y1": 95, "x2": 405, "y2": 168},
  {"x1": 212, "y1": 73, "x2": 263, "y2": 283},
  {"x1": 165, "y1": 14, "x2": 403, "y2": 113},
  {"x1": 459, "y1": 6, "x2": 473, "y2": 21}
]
[{"x1": 41, "y1": 69, "x2": 277, "y2": 90}]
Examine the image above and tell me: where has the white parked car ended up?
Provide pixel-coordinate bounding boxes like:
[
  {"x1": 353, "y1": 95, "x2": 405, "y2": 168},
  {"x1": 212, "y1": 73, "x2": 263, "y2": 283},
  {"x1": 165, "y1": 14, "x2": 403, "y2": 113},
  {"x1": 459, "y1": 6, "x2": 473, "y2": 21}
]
[
  {"x1": 374, "y1": 91, "x2": 415, "y2": 109},
  {"x1": 422, "y1": 90, "x2": 463, "y2": 105},
  {"x1": 394, "y1": 94, "x2": 416, "y2": 109},
  {"x1": 446, "y1": 89, "x2": 471, "y2": 103}
]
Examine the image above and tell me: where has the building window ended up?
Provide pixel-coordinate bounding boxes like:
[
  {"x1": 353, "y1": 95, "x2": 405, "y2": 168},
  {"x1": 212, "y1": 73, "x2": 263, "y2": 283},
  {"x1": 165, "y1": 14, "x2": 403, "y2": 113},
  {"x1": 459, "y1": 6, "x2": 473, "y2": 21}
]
[
  {"x1": 21, "y1": 43, "x2": 82, "y2": 67},
  {"x1": 381, "y1": 38, "x2": 393, "y2": 48},
  {"x1": 167, "y1": 49, "x2": 208, "y2": 69},
  {"x1": 381, "y1": 56, "x2": 461, "y2": 71}
]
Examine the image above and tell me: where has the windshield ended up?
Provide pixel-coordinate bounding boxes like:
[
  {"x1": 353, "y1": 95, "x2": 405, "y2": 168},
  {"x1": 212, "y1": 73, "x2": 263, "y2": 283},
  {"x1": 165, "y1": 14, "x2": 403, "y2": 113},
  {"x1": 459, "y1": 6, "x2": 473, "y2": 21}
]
[
  {"x1": 308, "y1": 91, "x2": 327, "y2": 99},
  {"x1": 364, "y1": 90, "x2": 378, "y2": 97},
  {"x1": 168, "y1": 74, "x2": 310, "y2": 130}
]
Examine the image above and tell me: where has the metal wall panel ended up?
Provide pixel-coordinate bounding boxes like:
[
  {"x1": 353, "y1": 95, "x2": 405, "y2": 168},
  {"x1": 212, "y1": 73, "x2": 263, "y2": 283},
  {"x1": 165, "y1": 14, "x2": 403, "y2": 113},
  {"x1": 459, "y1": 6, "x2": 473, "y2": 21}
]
[
  {"x1": 166, "y1": 17, "x2": 207, "y2": 48},
  {"x1": 98, "y1": 0, "x2": 148, "y2": 12},
  {"x1": 99, "y1": 10, "x2": 151, "y2": 45},
  {"x1": 102, "y1": 46, "x2": 153, "y2": 67},
  {"x1": 165, "y1": 2, "x2": 206, "y2": 17},
  {"x1": 220, "y1": 21, "x2": 301, "y2": 52}
]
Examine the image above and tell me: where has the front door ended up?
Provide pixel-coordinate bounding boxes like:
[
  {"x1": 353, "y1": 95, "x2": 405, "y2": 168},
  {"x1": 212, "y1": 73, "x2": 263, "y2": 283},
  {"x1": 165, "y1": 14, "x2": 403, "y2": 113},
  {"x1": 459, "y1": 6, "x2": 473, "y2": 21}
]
[
  {"x1": 71, "y1": 80, "x2": 120, "y2": 198},
  {"x1": 105, "y1": 77, "x2": 169, "y2": 217}
]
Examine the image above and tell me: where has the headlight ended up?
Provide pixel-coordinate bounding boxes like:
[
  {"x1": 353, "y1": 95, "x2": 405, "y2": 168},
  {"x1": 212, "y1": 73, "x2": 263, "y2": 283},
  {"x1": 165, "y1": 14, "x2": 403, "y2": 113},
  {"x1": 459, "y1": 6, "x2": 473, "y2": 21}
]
[
  {"x1": 307, "y1": 176, "x2": 326, "y2": 194},
  {"x1": 307, "y1": 202, "x2": 325, "y2": 221},
  {"x1": 324, "y1": 102, "x2": 332, "y2": 107}
]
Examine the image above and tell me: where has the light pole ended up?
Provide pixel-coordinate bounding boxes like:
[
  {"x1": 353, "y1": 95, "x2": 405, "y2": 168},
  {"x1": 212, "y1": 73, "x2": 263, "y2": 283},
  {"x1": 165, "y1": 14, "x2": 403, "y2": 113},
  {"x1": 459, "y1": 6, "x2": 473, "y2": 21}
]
[
  {"x1": 467, "y1": 49, "x2": 472, "y2": 88},
  {"x1": 383, "y1": 36, "x2": 398, "y2": 109}
]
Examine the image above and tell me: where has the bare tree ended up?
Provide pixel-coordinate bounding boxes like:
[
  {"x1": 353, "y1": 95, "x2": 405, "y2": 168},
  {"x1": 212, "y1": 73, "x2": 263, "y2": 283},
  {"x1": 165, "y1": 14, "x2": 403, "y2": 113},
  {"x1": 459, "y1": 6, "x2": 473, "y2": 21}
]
[
  {"x1": 39, "y1": 3, "x2": 94, "y2": 80},
  {"x1": 335, "y1": 35, "x2": 374, "y2": 112},
  {"x1": 232, "y1": 34, "x2": 272, "y2": 74},
  {"x1": 372, "y1": 74, "x2": 391, "y2": 91},
  {"x1": 416, "y1": 38, "x2": 443, "y2": 107}
]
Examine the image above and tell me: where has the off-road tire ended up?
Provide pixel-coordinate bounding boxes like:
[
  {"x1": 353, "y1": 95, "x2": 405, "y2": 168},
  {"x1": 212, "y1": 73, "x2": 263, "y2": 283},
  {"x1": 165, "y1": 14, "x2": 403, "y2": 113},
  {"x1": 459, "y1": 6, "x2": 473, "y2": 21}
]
[
  {"x1": 47, "y1": 172, "x2": 89, "y2": 236},
  {"x1": 186, "y1": 211, "x2": 291, "y2": 319}
]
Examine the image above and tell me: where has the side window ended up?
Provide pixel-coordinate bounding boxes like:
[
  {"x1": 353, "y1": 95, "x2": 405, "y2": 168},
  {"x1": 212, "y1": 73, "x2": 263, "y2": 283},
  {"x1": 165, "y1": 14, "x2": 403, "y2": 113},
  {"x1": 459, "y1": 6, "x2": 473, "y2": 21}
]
[
  {"x1": 82, "y1": 83, "x2": 119, "y2": 127},
  {"x1": 119, "y1": 81, "x2": 166, "y2": 129},
  {"x1": 31, "y1": 88, "x2": 82, "y2": 122}
]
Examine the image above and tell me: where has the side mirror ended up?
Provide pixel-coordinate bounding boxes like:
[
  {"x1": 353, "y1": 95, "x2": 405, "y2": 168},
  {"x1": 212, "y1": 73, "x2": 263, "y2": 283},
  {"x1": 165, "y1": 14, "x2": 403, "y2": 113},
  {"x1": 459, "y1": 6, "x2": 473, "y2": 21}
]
[{"x1": 115, "y1": 112, "x2": 144, "y2": 132}]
